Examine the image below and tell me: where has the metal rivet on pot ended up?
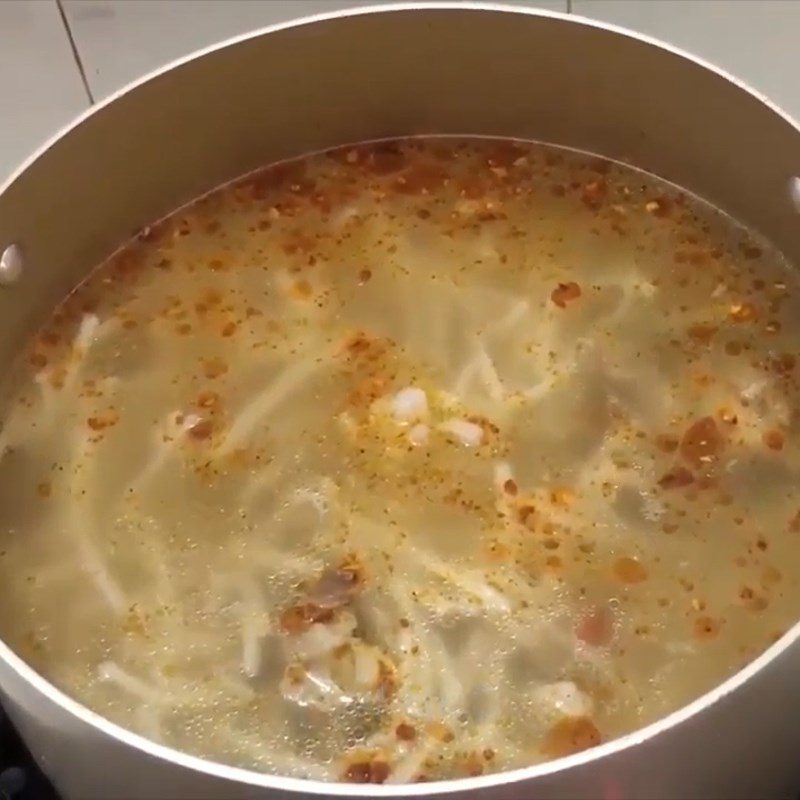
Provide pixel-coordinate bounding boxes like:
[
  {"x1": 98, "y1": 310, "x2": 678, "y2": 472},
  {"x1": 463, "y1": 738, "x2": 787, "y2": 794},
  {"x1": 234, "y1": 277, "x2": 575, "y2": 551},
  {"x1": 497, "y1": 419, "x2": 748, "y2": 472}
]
[
  {"x1": 790, "y1": 177, "x2": 800, "y2": 213},
  {"x1": 0, "y1": 244, "x2": 23, "y2": 286}
]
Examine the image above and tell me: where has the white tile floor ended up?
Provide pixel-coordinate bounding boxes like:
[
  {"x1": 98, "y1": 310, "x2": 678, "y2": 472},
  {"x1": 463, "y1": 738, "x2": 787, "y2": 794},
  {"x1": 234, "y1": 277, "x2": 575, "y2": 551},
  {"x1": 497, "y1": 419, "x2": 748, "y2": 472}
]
[
  {"x1": 1, "y1": 0, "x2": 798, "y2": 182},
  {"x1": 0, "y1": 1, "x2": 88, "y2": 180}
]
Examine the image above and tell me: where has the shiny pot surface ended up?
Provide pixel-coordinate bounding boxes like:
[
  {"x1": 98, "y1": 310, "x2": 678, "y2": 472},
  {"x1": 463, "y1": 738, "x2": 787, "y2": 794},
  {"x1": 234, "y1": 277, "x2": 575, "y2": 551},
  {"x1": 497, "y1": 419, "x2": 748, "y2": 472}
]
[{"x1": 0, "y1": 4, "x2": 799, "y2": 799}]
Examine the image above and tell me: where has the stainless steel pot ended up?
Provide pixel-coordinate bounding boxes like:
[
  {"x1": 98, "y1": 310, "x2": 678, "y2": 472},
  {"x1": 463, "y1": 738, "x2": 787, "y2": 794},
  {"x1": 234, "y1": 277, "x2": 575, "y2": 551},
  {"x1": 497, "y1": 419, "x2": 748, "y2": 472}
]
[{"x1": 1, "y1": 4, "x2": 799, "y2": 799}]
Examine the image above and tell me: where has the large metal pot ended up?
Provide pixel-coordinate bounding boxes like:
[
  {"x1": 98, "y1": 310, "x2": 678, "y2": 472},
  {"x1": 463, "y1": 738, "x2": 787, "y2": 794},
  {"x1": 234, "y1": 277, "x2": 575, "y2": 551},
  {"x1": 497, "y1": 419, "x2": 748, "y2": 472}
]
[{"x1": 1, "y1": 4, "x2": 799, "y2": 799}]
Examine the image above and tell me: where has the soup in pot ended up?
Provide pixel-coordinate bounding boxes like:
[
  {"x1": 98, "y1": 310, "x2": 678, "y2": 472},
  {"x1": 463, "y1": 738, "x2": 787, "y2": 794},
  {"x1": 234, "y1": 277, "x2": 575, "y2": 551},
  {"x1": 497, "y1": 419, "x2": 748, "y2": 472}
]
[{"x1": 0, "y1": 138, "x2": 797, "y2": 783}]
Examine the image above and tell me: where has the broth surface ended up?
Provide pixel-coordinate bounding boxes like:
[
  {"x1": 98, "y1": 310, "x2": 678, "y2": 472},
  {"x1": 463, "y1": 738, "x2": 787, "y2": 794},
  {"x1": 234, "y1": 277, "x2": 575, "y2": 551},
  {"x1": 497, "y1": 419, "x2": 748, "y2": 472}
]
[{"x1": 0, "y1": 138, "x2": 798, "y2": 783}]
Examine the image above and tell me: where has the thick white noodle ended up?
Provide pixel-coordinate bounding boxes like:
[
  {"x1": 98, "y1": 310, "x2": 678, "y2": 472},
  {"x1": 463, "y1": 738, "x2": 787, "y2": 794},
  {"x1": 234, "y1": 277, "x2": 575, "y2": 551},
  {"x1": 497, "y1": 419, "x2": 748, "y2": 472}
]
[
  {"x1": 134, "y1": 704, "x2": 163, "y2": 742},
  {"x1": 475, "y1": 342, "x2": 505, "y2": 402},
  {"x1": 388, "y1": 575, "x2": 466, "y2": 719},
  {"x1": 0, "y1": 314, "x2": 115, "y2": 456},
  {"x1": 483, "y1": 299, "x2": 529, "y2": 340},
  {"x1": 237, "y1": 574, "x2": 268, "y2": 678},
  {"x1": 32, "y1": 372, "x2": 59, "y2": 436},
  {"x1": 215, "y1": 344, "x2": 335, "y2": 457},
  {"x1": 452, "y1": 332, "x2": 508, "y2": 404},
  {"x1": 452, "y1": 357, "x2": 480, "y2": 399},
  {"x1": 412, "y1": 548, "x2": 511, "y2": 613},
  {"x1": 601, "y1": 274, "x2": 657, "y2": 327},
  {"x1": 68, "y1": 432, "x2": 127, "y2": 614},
  {"x1": 385, "y1": 736, "x2": 438, "y2": 784},
  {"x1": 63, "y1": 314, "x2": 120, "y2": 396},
  {"x1": 98, "y1": 661, "x2": 163, "y2": 704},
  {"x1": 522, "y1": 336, "x2": 595, "y2": 402},
  {"x1": 127, "y1": 411, "x2": 201, "y2": 495}
]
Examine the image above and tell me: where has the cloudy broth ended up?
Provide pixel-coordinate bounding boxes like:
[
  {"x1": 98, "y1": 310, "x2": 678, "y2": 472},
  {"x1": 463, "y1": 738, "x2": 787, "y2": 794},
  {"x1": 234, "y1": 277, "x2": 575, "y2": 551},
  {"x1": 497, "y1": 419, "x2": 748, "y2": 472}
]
[{"x1": 0, "y1": 138, "x2": 798, "y2": 783}]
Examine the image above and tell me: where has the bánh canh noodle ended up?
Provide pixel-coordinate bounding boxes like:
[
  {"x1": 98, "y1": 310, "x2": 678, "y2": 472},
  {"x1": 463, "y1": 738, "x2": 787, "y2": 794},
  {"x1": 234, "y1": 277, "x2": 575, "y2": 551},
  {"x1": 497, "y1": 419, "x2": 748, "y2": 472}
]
[{"x1": 0, "y1": 138, "x2": 797, "y2": 784}]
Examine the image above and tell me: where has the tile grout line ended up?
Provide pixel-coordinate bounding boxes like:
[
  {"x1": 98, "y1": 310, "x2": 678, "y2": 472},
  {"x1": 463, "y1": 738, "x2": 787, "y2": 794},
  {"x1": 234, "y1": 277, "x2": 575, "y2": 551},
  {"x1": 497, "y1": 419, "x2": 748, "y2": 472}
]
[{"x1": 54, "y1": 0, "x2": 95, "y2": 105}]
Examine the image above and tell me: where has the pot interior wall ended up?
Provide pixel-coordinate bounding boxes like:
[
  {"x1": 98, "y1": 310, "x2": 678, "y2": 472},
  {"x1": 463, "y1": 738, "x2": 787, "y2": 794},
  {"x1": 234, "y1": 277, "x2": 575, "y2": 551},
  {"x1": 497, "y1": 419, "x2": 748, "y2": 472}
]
[
  {"x1": 1, "y1": 7, "x2": 800, "y2": 799},
  {"x1": 0, "y1": 6, "x2": 798, "y2": 370}
]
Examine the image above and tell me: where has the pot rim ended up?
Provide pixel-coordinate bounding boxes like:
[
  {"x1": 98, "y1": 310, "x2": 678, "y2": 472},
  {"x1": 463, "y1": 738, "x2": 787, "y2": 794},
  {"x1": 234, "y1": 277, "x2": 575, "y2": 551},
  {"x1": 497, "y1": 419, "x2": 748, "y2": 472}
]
[{"x1": 2, "y1": 2, "x2": 799, "y2": 796}]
